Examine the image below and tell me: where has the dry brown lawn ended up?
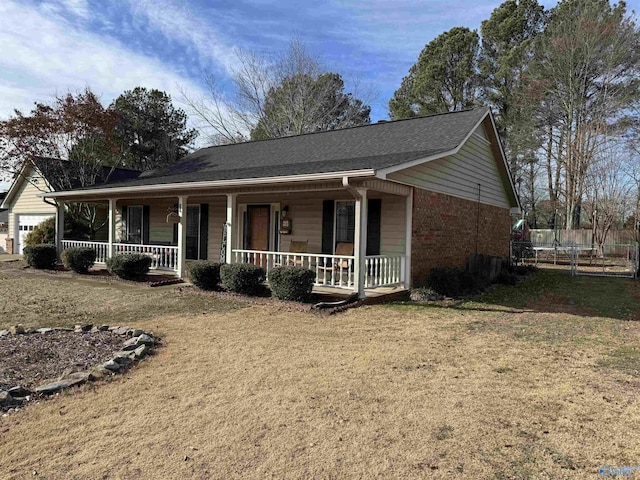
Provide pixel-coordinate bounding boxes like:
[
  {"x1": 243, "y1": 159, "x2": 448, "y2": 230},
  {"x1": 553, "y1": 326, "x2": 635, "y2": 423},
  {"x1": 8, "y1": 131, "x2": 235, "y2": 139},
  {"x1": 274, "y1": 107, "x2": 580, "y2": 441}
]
[{"x1": 1, "y1": 262, "x2": 640, "y2": 479}]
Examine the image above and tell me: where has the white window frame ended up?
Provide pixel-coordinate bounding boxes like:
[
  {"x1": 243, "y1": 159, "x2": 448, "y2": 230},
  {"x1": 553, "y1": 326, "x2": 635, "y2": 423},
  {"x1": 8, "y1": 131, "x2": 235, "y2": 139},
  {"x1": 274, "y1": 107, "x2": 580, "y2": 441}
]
[
  {"x1": 186, "y1": 204, "x2": 201, "y2": 260},
  {"x1": 126, "y1": 205, "x2": 144, "y2": 244},
  {"x1": 333, "y1": 200, "x2": 356, "y2": 254}
]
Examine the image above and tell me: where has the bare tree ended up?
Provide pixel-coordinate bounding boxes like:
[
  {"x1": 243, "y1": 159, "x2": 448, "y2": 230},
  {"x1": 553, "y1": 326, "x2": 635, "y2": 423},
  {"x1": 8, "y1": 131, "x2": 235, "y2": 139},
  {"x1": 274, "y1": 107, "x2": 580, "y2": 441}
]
[
  {"x1": 523, "y1": 0, "x2": 640, "y2": 229},
  {"x1": 0, "y1": 88, "x2": 125, "y2": 237},
  {"x1": 583, "y1": 144, "x2": 634, "y2": 254},
  {"x1": 182, "y1": 39, "x2": 373, "y2": 144}
]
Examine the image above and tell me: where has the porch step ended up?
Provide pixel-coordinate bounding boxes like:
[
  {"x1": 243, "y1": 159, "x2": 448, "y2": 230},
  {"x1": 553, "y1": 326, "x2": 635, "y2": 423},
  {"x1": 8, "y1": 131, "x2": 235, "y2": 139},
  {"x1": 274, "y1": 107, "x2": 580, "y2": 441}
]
[{"x1": 360, "y1": 289, "x2": 410, "y2": 305}]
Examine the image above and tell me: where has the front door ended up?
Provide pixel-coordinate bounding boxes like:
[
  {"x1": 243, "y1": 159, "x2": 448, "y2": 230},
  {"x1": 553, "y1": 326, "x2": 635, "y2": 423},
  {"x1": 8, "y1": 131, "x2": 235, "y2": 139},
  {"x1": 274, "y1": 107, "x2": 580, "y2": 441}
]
[{"x1": 246, "y1": 205, "x2": 270, "y2": 251}]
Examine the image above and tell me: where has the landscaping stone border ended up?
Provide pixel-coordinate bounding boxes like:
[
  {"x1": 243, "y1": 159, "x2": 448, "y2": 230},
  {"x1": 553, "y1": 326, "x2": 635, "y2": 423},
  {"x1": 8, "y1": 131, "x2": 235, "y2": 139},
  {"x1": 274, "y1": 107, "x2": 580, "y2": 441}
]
[{"x1": 0, "y1": 323, "x2": 157, "y2": 414}]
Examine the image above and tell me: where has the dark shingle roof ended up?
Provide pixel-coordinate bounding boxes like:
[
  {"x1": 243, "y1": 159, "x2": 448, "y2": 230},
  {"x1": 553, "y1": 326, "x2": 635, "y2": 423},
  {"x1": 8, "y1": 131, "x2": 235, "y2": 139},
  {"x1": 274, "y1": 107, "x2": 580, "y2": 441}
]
[
  {"x1": 72, "y1": 107, "x2": 489, "y2": 191},
  {"x1": 32, "y1": 158, "x2": 142, "y2": 189}
]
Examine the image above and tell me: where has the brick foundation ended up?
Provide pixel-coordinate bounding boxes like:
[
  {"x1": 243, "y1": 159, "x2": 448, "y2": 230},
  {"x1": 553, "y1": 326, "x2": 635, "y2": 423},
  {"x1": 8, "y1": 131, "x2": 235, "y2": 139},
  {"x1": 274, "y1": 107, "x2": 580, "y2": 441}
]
[
  {"x1": 411, "y1": 189, "x2": 512, "y2": 285},
  {"x1": 5, "y1": 238, "x2": 14, "y2": 255}
]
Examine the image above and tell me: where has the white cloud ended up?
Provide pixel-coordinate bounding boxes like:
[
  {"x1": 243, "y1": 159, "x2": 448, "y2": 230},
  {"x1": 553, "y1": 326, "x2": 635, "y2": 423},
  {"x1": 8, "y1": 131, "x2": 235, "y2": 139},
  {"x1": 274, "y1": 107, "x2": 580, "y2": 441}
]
[
  {"x1": 0, "y1": 1, "x2": 213, "y2": 146},
  {"x1": 52, "y1": 0, "x2": 91, "y2": 19},
  {"x1": 125, "y1": 0, "x2": 240, "y2": 76}
]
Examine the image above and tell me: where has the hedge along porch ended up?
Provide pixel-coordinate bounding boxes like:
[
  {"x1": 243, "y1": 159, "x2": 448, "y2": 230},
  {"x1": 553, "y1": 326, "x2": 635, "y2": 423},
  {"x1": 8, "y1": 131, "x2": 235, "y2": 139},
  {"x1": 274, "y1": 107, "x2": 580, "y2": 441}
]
[{"x1": 51, "y1": 178, "x2": 412, "y2": 298}]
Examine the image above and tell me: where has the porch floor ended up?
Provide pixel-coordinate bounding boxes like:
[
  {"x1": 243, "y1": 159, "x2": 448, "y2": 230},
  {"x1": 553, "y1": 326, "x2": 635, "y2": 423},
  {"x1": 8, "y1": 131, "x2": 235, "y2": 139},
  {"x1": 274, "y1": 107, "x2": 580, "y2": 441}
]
[{"x1": 312, "y1": 285, "x2": 409, "y2": 303}]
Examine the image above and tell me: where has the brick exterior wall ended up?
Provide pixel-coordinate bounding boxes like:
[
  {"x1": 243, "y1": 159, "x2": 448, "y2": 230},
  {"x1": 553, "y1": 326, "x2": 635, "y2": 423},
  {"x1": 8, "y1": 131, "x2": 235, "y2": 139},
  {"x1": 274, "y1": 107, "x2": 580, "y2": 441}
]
[{"x1": 411, "y1": 188, "x2": 512, "y2": 285}]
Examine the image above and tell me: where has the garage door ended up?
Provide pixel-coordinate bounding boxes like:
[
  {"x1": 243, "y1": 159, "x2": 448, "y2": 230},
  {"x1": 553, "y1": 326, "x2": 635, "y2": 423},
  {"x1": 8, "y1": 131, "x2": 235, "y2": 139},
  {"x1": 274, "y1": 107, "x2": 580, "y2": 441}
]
[{"x1": 17, "y1": 215, "x2": 54, "y2": 254}]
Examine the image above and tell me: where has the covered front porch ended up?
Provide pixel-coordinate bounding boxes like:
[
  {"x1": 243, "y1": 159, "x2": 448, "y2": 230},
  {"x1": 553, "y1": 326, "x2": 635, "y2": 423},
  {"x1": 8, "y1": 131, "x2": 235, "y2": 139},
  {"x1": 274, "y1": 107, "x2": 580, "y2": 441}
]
[{"x1": 52, "y1": 178, "x2": 413, "y2": 298}]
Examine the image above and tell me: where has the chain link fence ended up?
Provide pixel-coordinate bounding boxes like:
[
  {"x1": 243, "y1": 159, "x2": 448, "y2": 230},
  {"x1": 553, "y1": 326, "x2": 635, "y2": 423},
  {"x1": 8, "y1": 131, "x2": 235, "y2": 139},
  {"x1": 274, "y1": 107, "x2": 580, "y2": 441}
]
[{"x1": 511, "y1": 240, "x2": 639, "y2": 278}]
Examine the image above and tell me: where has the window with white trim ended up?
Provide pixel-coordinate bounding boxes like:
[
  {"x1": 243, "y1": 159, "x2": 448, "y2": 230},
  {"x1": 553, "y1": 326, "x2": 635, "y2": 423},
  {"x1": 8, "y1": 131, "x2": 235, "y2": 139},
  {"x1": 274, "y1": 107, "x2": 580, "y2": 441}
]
[
  {"x1": 126, "y1": 205, "x2": 143, "y2": 244},
  {"x1": 334, "y1": 201, "x2": 355, "y2": 248}
]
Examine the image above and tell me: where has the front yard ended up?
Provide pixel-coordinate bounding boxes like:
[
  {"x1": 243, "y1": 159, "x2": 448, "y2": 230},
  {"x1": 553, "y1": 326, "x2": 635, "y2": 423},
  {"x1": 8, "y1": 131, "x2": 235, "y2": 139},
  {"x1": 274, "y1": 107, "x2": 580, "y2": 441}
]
[{"x1": 0, "y1": 261, "x2": 639, "y2": 479}]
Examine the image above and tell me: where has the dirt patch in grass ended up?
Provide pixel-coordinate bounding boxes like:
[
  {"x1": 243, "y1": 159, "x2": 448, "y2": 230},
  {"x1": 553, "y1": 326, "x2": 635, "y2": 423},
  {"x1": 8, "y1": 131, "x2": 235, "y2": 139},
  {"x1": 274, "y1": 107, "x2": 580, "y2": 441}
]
[
  {"x1": 0, "y1": 265, "x2": 639, "y2": 478},
  {"x1": 0, "y1": 331, "x2": 123, "y2": 390}
]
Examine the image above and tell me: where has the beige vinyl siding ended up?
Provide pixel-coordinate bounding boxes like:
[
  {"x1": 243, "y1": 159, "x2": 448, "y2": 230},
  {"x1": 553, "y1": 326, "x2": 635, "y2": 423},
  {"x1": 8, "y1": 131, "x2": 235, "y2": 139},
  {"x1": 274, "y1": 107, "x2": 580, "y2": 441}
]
[
  {"x1": 8, "y1": 172, "x2": 56, "y2": 240},
  {"x1": 189, "y1": 195, "x2": 226, "y2": 262},
  {"x1": 236, "y1": 191, "x2": 405, "y2": 255},
  {"x1": 388, "y1": 127, "x2": 511, "y2": 208},
  {"x1": 237, "y1": 191, "x2": 346, "y2": 254},
  {"x1": 117, "y1": 196, "x2": 228, "y2": 261},
  {"x1": 380, "y1": 194, "x2": 406, "y2": 255},
  {"x1": 112, "y1": 189, "x2": 406, "y2": 260},
  {"x1": 207, "y1": 196, "x2": 226, "y2": 262}
]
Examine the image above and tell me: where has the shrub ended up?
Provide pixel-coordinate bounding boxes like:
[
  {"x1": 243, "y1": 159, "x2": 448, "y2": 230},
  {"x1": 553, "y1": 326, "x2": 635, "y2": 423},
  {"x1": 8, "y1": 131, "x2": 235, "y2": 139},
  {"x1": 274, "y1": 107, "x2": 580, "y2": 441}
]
[
  {"x1": 61, "y1": 247, "x2": 96, "y2": 274},
  {"x1": 189, "y1": 261, "x2": 222, "y2": 290},
  {"x1": 268, "y1": 266, "x2": 316, "y2": 302},
  {"x1": 23, "y1": 244, "x2": 57, "y2": 269},
  {"x1": 220, "y1": 263, "x2": 266, "y2": 295},
  {"x1": 459, "y1": 270, "x2": 488, "y2": 293},
  {"x1": 426, "y1": 266, "x2": 493, "y2": 298},
  {"x1": 511, "y1": 240, "x2": 534, "y2": 266},
  {"x1": 106, "y1": 253, "x2": 152, "y2": 280},
  {"x1": 24, "y1": 216, "x2": 91, "y2": 247},
  {"x1": 514, "y1": 264, "x2": 537, "y2": 276},
  {"x1": 426, "y1": 267, "x2": 462, "y2": 298},
  {"x1": 497, "y1": 271, "x2": 518, "y2": 286}
]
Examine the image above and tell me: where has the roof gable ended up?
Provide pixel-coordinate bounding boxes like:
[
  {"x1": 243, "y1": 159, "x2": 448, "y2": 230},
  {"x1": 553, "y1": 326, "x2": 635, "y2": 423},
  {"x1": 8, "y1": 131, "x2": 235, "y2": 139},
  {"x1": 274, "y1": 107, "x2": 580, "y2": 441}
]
[
  {"x1": 62, "y1": 108, "x2": 491, "y2": 192},
  {"x1": 1, "y1": 160, "x2": 141, "y2": 208}
]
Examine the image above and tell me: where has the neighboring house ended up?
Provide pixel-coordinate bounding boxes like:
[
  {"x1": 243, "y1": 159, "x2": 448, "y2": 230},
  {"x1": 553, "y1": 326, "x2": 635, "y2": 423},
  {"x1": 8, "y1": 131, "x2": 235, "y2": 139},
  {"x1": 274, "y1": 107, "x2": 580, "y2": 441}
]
[
  {"x1": 45, "y1": 107, "x2": 520, "y2": 297},
  {"x1": 0, "y1": 160, "x2": 140, "y2": 254},
  {"x1": 0, "y1": 192, "x2": 8, "y2": 253}
]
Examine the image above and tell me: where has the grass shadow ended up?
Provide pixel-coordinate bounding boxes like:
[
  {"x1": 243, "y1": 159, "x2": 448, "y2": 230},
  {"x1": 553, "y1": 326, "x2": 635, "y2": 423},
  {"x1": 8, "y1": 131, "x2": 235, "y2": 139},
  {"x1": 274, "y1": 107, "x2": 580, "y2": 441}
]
[{"x1": 390, "y1": 269, "x2": 640, "y2": 322}]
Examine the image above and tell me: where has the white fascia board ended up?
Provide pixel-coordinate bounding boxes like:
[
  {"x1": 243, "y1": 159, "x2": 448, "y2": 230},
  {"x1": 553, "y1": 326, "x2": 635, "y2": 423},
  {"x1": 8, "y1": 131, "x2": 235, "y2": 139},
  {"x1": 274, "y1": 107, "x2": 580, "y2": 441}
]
[
  {"x1": 0, "y1": 164, "x2": 29, "y2": 209},
  {"x1": 42, "y1": 169, "x2": 376, "y2": 199},
  {"x1": 487, "y1": 111, "x2": 521, "y2": 210},
  {"x1": 1, "y1": 163, "x2": 57, "y2": 208},
  {"x1": 375, "y1": 108, "x2": 490, "y2": 180}
]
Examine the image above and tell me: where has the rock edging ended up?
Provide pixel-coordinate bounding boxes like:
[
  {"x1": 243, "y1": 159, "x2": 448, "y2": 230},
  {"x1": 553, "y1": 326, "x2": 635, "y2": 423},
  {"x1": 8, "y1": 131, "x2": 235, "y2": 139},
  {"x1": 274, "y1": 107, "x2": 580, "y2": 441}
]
[{"x1": 0, "y1": 324, "x2": 157, "y2": 414}]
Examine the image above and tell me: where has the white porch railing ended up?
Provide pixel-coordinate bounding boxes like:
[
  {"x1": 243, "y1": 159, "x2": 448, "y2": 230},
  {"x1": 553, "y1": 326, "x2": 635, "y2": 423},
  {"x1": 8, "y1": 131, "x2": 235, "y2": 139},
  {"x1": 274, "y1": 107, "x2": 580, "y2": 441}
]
[
  {"x1": 232, "y1": 249, "x2": 356, "y2": 289},
  {"x1": 232, "y1": 249, "x2": 406, "y2": 290},
  {"x1": 61, "y1": 240, "x2": 110, "y2": 264},
  {"x1": 113, "y1": 243, "x2": 179, "y2": 271},
  {"x1": 365, "y1": 254, "x2": 405, "y2": 287},
  {"x1": 60, "y1": 240, "x2": 179, "y2": 272}
]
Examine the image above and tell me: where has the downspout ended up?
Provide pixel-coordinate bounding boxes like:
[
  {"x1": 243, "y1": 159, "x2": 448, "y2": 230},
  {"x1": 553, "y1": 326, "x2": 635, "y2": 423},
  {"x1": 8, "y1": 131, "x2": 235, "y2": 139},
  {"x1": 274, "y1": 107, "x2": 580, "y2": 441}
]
[{"x1": 342, "y1": 176, "x2": 362, "y2": 200}]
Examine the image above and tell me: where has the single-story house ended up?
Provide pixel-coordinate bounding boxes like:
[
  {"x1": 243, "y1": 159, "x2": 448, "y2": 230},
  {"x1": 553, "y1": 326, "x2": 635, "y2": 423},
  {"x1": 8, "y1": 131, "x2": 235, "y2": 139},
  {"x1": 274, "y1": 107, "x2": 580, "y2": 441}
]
[
  {"x1": 41, "y1": 107, "x2": 519, "y2": 297},
  {"x1": 0, "y1": 160, "x2": 140, "y2": 254}
]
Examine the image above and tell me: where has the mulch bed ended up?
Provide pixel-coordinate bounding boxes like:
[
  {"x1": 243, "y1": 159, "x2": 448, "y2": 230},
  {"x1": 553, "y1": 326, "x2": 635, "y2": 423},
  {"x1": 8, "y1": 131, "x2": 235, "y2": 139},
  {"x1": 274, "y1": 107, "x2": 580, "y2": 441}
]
[
  {"x1": 0, "y1": 331, "x2": 123, "y2": 391},
  {"x1": 82, "y1": 268, "x2": 183, "y2": 287},
  {"x1": 176, "y1": 285, "x2": 359, "y2": 315},
  {"x1": 11, "y1": 263, "x2": 183, "y2": 287}
]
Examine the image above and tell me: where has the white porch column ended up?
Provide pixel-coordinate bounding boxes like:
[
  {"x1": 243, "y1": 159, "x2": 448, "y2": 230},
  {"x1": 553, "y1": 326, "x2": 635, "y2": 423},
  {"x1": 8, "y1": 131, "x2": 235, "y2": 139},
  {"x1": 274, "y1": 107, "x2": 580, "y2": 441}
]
[
  {"x1": 55, "y1": 201, "x2": 65, "y2": 257},
  {"x1": 404, "y1": 189, "x2": 413, "y2": 288},
  {"x1": 107, "y1": 198, "x2": 117, "y2": 259},
  {"x1": 225, "y1": 193, "x2": 237, "y2": 263},
  {"x1": 177, "y1": 195, "x2": 188, "y2": 278},
  {"x1": 354, "y1": 189, "x2": 368, "y2": 298}
]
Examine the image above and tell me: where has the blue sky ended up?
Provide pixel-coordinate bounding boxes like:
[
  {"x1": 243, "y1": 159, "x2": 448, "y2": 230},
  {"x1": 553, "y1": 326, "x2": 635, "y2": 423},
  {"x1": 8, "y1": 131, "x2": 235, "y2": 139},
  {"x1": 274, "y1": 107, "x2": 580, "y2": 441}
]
[{"x1": 0, "y1": 0, "x2": 637, "y2": 154}]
